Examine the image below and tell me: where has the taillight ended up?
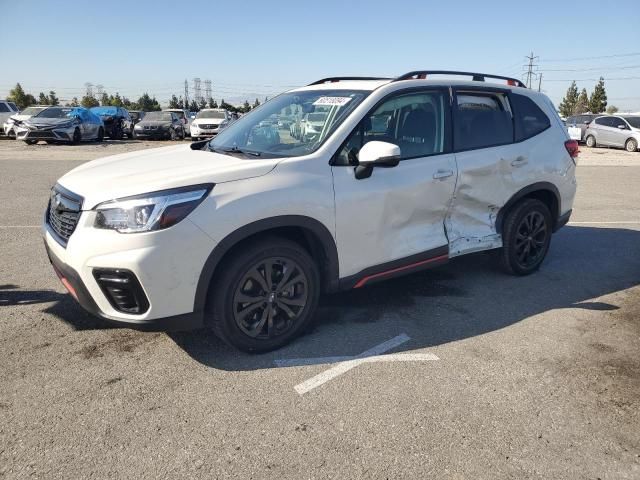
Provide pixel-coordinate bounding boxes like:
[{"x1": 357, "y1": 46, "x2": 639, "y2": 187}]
[{"x1": 565, "y1": 139, "x2": 579, "y2": 160}]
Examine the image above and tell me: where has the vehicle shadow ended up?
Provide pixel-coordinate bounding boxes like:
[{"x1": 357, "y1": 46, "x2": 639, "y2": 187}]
[{"x1": 32, "y1": 226, "x2": 640, "y2": 370}]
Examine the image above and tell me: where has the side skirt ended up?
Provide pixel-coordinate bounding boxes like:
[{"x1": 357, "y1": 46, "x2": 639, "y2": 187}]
[{"x1": 339, "y1": 246, "x2": 449, "y2": 290}]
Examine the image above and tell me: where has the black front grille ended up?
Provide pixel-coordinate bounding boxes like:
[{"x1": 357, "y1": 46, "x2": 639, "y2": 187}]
[
  {"x1": 199, "y1": 124, "x2": 217, "y2": 129},
  {"x1": 29, "y1": 131, "x2": 54, "y2": 138},
  {"x1": 93, "y1": 269, "x2": 150, "y2": 314},
  {"x1": 47, "y1": 186, "x2": 83, "y2": 246}
]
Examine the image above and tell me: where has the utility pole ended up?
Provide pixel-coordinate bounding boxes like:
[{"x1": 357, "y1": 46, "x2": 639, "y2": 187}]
[
  {"x1": 184, "y1": 79, "x2": 189, "y2": 110},
  {"x1": 193, "y1": 77, "x2": 201, "y2": 103},
  {"x1": 538, "y1": 73, "x2": 543, "y2": 92},
  {"x1": 204, "y1": 79, "x2": 212, "y2": 102},
  {"x1": 524, "y1": 51, "x2": 539, "y2": 89},
  {"x1": 84, "y1": 82, "x2": 93, "y2": 97}
]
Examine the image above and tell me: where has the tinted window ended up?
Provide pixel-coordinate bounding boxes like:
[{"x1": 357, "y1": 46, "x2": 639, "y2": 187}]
[
  {"x1": 336, "y1": 90, "x2": 449, "y2": 165},
  {"x1": 0, "y1": 103, "x2": 9, "y2": 113},
  {"x1": 454, "y1": 92, "x2": 513, "y2": 150},
  {"x1": 511, "y1": 94, "x2": 550, "y2": 141},
  {"x1": 611, "y1": 117, "x2": 627, "y2": 129},
  {"x1": 566, "y1": 116, "x2": 575, "y2": 125},
  {"x1": 594, "y1": 117, "x2": 609, "y2": 126}
]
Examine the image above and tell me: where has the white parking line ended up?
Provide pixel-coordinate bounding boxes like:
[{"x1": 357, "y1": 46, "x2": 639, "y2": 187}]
[
  {"x1": 568, "y1": 221, "x2": 640, "y2": 224},
  {"x1": 0, "y1": 226, "x2": 41, "y2": 228},
  {"x1": 275, "y1": 333, "x2": 440, "y2": 395}
]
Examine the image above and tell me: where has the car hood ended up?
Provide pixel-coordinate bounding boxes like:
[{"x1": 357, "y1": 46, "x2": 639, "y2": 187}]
[
  {"x1": 26, "y1": 117, "x2": 74, "y2": 128},
  {"x1": 58, "y1": 144, "x2": 280, "y2": 209},
  {"x1": 137, "y1": 121, "x2": 171, "y2": 127},
  {"x1": 6, "y1": 114, "x2": 33, "y2": 122}
]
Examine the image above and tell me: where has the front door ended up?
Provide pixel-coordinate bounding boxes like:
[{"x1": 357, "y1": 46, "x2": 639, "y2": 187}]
[{"x1": 331, "y1": 89, "x2": 456, "y2": 281}]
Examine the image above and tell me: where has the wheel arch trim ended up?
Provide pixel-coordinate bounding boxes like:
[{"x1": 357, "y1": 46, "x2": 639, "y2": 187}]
[
  {"x1": 495, "y1": 182, "x2": 561, "y2": 233},
  {"x1": 193, "y1": 215, "x2": 339, "y2": 314}
]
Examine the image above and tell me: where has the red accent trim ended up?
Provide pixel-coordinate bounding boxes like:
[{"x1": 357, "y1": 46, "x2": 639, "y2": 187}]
[
  {"x1": 353, "y1": 254, "x2": 449, "y2": 288},
  {"x1": 52, "y1": 264, "x2": 78, "y2": 300}
]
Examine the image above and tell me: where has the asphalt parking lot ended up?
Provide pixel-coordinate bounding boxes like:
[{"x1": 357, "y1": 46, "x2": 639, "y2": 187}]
[{"x1": 1, "y1": 139, "x2": 639, "y2": 479}]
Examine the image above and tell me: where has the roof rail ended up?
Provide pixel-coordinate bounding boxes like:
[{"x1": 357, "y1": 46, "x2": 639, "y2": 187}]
[
  {"x1": 308, "y1": 77, "x2": 392, "y2": 86},
  {"x1": 393, "y1": 70, "x2": 526, "y2": 88}
]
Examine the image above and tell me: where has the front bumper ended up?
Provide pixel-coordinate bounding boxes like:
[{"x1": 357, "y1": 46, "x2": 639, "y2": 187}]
[
  {"x1": 133, "y1": 128, "x2": 169, "y2": 139},
  {"x1": 16, "y1": 126, "x2": 74, "y2": 142},
  {"x1": 43, "y1": 208, "x2": 217, "y2": 331},
  {"x1": 191, "y1": 127, "x2": 220, "y2": 137}
]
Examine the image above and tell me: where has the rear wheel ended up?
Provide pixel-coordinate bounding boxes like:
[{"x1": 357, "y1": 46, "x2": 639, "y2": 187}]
[
  {"x1": 96, "y1": 127, "x2": 104, "y2": 142},
  {"x1": 625, "y1": 138, "x2": 638, "y2": 152},
  {"x1": 207, "y1": 237, "x2": 320, "y2": 352},
  {"x1": 71, "y1": 128, "x2": 81, "y2": 145},
  {"x1": 586, "y1": 135, "x2": 597, "y2": 148},
  {"x1": 24, "y1": 139, "x2": 37, "y2": 145},
  {"x1": 496, "y1": 198, "x2": 552, "y2": 276},
  {"x1": 169, "y1": 127, "x2": 177, "y2": 141}
]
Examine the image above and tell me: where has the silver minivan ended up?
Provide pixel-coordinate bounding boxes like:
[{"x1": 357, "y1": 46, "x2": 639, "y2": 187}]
[{"x1": 585, "y1": 115, "x2": 640, "y2": 152}]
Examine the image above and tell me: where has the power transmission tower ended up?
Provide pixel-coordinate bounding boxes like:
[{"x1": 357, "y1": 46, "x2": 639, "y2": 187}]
[
  {"x1": 184, "y1": 79, "x2": 189, "y2": 109},
  {"x1": 193, "y1": 77, "x2": 201, "y2": 103},
  {"x1": 84, "y1": 82, "x2": 93, "y2": 97},
  {"x1": 523, "y1": 51, "x2": 539, "y2": 89},
  {"x1": 204, "y1": 79, "x2": 212, "y2": 101},
  {"x1": 95, "y1": 84, "x2": 104, "y2": 96}
]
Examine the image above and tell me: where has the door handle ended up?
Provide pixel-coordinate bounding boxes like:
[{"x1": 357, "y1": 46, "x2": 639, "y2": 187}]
[
  {"x1": 433, "y1": 169, "x2": 454, "y2": 180},
  {"x1": 510, "y1": 156, "x2": 528, "y2": 167}
]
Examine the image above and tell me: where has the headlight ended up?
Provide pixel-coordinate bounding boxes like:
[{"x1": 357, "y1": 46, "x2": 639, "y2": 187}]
[
  {"x1": 134, "y1": 125, "x2": 143, "y2": 130},
  {"x1": 93, "y1": 184, "x2": 213, "y2": 233}
]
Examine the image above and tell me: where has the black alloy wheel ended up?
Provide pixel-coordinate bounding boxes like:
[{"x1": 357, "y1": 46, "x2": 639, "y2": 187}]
[
  {"x1": 232, "y1": 257, "x2": 309, "y2": 339},
  {"x1": 208, "y1": 237, "x2": 320, "y2": 352},
  {"x1": 497, "y1": 198, "x2": 552, "y2": 275},
  {"x1": 72, "y1": 128, "x2": 81, "y2": 144},
  {"x1": 96, "y1": 127, "x2": 104, "y2": 142}
]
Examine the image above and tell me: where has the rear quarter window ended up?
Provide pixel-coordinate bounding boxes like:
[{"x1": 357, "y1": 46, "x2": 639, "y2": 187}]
[
  {"x1": 454, "y1": 92, "x2": 513, "y2": 151},
  {"x1": 0, "y1": 103, "x2": 10, "y2": 113},
  {"x1": 511, "y1": 94, "x2": 551, "y2": 141}
]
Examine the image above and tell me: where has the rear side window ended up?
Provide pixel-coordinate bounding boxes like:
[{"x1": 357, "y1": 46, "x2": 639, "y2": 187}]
[
  {"x1": 454, "y1": 92, "x2": 513, "y2": 151},
  {"x1": 595, "y1": 117, "x2": 612, "y2": 127},
  {"x1": 0, "y1": 103, "x2": 10, "y2": 113},
  {"x1": 511, "y1": 94, "x2": 550, "y2": 142}
]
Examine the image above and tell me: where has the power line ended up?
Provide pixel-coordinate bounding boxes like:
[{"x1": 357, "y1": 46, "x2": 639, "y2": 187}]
[
  {"x1": 540, "y1": 64, "x2": 640, "y2": 73},
  {"x1": 544, "y1": 52, "x2": 640, "y2": 63},
  {"x1": 524, "y1": 51, "x2": 539, "y2": 89},
  {"x1": 544, "y1": 76, "x2": 640, "y2": 82}
]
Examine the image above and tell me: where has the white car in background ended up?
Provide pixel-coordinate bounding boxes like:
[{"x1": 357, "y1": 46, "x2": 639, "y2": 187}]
[
  {"x1": 0, "y1": 100, "x2": 20, "y2": 135},
  {"x1": 3, "y1": 105, "x2": 50, "y2": 138},
  {"x1": 190, "y1": 108, "x2": 230, "y2": 140}
]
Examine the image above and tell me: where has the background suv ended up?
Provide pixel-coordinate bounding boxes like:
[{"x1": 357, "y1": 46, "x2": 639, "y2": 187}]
[
  {"x1": 585, "y1": 115, "x2": 640, "y2": 152},
  {"x1": 566, "y1": 113, "x2": 599, "y2": 142},
  {"x1": 44, "y1": 71, "x2": 577, "y2": 352}
]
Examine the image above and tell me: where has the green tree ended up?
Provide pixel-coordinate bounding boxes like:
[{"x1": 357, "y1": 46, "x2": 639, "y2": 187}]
[
  {"x1": 242, "y1": 100, "x2": 251, "y2": 113},
  {"x1": 111, "y1": 93, "x2": 123, "y2": 107},
  {"x1": 38, "y1": 92, "x2": 49, "y2": 105},
  {"x1": 168, "y1": 95, "x2": 181, "y2": 109},
  {"x1": 588, "y1": 77, "x2": 607, "y2": 114},
  {"x1": 208, "y1": 97, "x2": 217, "y2": 108},
  {"x1": 606, "y1": 105, "x2": 619, "y2": 114},
  {"x1": 199, "y1": 98, "x2": 207, "y2": 111},
  {"x1": 7, "y1": 83, "x2": 37, "y2": 109},
  {"x1": 99, "y1": 92, "x2": 110, "y2": 106},
  {"x1": 574, "y1": 88, "x2": 589, "y2": 115},
  {"x1": 189, "y1": 99, "x2": 199, "y2": 112},
  {"x1": 253, "y1": 98, "x2": 260, "y2": 109},
  {"x1": 48, "y1": 91, "x2": 59, "y2": 106},
  {"x1": 121, "y1": 97, "x2": 132, "y2": 109},
  {"x1": 81, "y1": 95, "x2": 99, "y2": 108},
  {"x1": 135, "y1": 93, "x2": 161, "y2": 111},
  {"x1": 69, "y1": 97, "x2": 80, "y2": 107},
  {"x1": 558, "y1": 81, "x2": 579, "y2": 118}
]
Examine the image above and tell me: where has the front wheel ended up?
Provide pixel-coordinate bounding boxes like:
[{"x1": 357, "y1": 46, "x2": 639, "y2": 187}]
[
  {"x1": 496, "y1": 198, "x2": 552, "y2": 276},
  {"x1": 169, "y1": 127, "x2": 177, "y2": 141},
  {"x1": 96, "y1": 127, "x2": 104, "y2": 142},
  {"x1": 71, "y1": 128, "x2": 81, "y2": 145},
  {"x1": 207, "y1": 237, "x2": 320, "y2": 352},
  {"x1": 585, "y1": 135, "x2": 597, "y2": 148},
  {"x1": 625, "y1": 138, "x2": 638, "y2": 152}
]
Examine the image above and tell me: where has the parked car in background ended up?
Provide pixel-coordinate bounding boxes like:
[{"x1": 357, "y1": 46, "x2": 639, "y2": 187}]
[
  {"x1": 129, "y1": 110, "x2": 145, "y2": 125},
  {"x1": 584, "y1": 115, "x2": 640, "y2": 152},
  {"x1": 15, "y1": 106, "x2": 103, "y2": 144},
  {"x1": 164, "y1": 109, "x2": 191, "y2": 136},
  {"x1": 90, "y1": 106, "x2": 133, "y2": 139},
  {"x1": 133, "y1": 111, "x2": 185, "y2": 140},
  {"x1": 301, "y1": 111, "x2": 328, "y2": 141},
  {"x1": 0, "y1": 100, "x2": 19, "y2": 133},
  {"x1": 566, "y1": 113, "x2": 599, "y2": 142},
  {"x1": 3, "y1": 105, "x2": 49, "y2": 138},
  {"x1": 190, "y1": 108, "x2": 230, "y2": 140}
]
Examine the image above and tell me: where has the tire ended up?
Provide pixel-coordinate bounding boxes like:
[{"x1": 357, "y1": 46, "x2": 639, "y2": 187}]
[
  {"x1": 179, "y1": 128, "x2": 185, "y2": 140},
  {"x1": 625, "y1": 138, "x2": 638, "y2": 152},
  {"x1": 96, "y1": 127, "x2": 104, "y2": 143},
  {"x1": 496, "y1": 198, "x2": 552, "y2": 276},
  {"x1": 207, "y1": 237, "x2": 321, "y2": 353},
  {"x1": 24, "y1": 139, "x2": 37, "y2": 145},
  {"x1": 71, "y1": 128, "x2": 81, "y2": 145},
  {"x1": 169, "y1": 128, "x2": 177, "y2": 141},
  {"x1": 585, "y1": 135, "x2": 597, "y2": 148}
]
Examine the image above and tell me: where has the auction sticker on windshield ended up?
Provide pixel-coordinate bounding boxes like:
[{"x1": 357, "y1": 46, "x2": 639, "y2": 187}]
[{"x1": 313, "y1": 97, "x2": 352, "y2": 106}]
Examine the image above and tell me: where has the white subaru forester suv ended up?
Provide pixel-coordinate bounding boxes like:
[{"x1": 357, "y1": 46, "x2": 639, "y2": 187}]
[{"x1": 44, "y1": 71, "x2": 578, "y2": 352}]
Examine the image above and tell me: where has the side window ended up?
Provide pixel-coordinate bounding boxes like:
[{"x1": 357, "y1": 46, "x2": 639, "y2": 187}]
[
  {"x1": 336, "y1": 90, "x2": 448, "y2": 165},
  {"x1": 454, "y1": 91, "x2": 513, "y2": 151},
  {"x1": 566, "y1": 116, "x2": 575, "y2": 125},
  {"x1": 0, "y1": 103, "x2": 10, "y2": 113},
  {"x1": 511, "y1": 93, "x2": 550, "y2": 141},
  {"x1": 594, "y1": 117, "x2": 607, "y2": 126},
  {"x1": 8, "y1": 102, "x2": 18, "y2": 112},
  {"x1": 612, "y1": 117, "x2": 627, "y2": 129}
]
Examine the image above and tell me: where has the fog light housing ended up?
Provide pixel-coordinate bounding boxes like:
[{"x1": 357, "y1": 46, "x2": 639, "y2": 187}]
[{"x1": 93, "y1": 268, "x2": 149, "y2": 314}]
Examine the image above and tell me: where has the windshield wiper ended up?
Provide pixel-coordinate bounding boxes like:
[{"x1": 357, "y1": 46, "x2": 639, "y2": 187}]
[{"x1": 220, "y1": 146, "x2": 261, "y2": 157}]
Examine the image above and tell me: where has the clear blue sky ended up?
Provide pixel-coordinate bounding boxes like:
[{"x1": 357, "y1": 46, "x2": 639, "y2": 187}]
[{"x1": 2, "y1": 0, "x2": 639, "y2": 110}]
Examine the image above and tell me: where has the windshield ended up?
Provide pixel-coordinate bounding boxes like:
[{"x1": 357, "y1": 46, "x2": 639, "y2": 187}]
[
  {"x1": 209, "y1": 90, "x2": 368, "y2": 158},
  {"x1": 166, "y1": 110, "x2": 185, "y2": 119},
  {"x1": 197, "y1": 110, "x2": 226, "y2": 119},
  {"x1": 623, "y1": 116, "x2": 640, "y2": 129},
  {"x1": 37, "y1": 107, "x2": 77, "y2": 119},
  {"x1": 21, "y1": 107, "x2": 47, "y2": 116},
  {"x1": 145, "y1": 112, "x2": 173, "y2": 121}
]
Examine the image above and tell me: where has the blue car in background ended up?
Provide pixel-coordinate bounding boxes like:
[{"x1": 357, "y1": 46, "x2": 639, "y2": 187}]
[
  {"x1": 90, "y1": 106, "x2": 133, "y2": 139},
  {"x1": 14, "y1": 106, "x2": 104, "y2": 144}
]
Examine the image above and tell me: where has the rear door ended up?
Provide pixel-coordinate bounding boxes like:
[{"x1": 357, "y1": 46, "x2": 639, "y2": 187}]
[
  {"x1": 595, "y1": 117, "x2": 616, "y2": 145},
  {"x1": 331, "y1": 88, "x2": 457, "y2": 280},
  {"x1": 609, "y1": 116, "x2": 629, "y2": 147}
]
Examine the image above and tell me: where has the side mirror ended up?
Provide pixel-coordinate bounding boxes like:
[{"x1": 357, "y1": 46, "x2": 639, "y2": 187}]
[
  {"x1": 355, "y1": 141, "x2": 401, "y2": 180},
  {"x1": 617, "y1": 124, "x2": 627, "y2": 130},
  {"x1": 583, "y1": 121, "x2": 590, "y2": 125}
]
